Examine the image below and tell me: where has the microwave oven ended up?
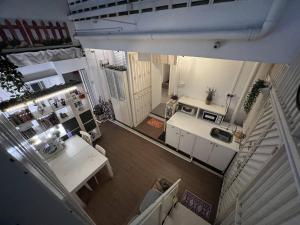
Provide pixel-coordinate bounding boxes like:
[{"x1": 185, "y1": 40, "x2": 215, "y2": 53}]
[
  {"x1": 180, "y1": 105, "x2": 196, "y2": 115},
  {"x1": 202, "y1": 111, "x2": 223, "y2": 124}
]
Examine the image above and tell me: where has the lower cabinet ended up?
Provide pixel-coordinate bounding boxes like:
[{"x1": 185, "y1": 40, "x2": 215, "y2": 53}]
[
  {"x1": 166, "y1": 123, "x2": 236, "y2": 172},
  {"x1": 166, "y1": 124, "x2": 195, "y2": 155},
  {"x1": 178, "y1": 130, "x2": 196, "y2": 155},
  {"x1": 166, "y1": 124, "x2": 180, "y2": 149},
  {"x1": 192, "y1": 137, "x2": 213, "y2": 163},
  {"x1": 207, "y1": 144, "x2": 235, "y2": 171},
  {"x1": 192, "y1": 136, "x2": 235, "y2": 172}
]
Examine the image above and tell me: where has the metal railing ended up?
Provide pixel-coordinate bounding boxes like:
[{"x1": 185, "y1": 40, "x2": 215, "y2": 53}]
[{"x1": 67, "y1": 0, "x2": 237, "y2": 21}]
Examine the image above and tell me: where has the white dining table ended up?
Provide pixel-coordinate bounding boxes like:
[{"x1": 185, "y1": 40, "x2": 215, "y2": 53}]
[{"x1": 47, "y1": 135, "x2": 113, "y2": 207}]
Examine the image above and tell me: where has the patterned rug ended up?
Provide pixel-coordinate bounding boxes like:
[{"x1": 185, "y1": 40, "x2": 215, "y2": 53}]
[
  {"x1": 181, "y1": 190, "x2": 212, "y2": 222},
  {"x1": 147, "y1": 118, "x2": 164, "y2": 129}
]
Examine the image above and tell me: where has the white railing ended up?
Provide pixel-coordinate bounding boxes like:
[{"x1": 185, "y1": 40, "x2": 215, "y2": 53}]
[
  {"x1": 216, "y1": 95, "x2": 282, "y2": 222},
  {"x1": 67, "y1": 0, "x2": 238, "y2": 21},
  {"x1": 269, "y1": 64, "x2": 300, "y2": 194},
  {"x1": 216, "y1": 62, "x2": 300, "y2": 225},
  {"x1": 128, "y1": 179, "x2": 181, "y2": 225}
]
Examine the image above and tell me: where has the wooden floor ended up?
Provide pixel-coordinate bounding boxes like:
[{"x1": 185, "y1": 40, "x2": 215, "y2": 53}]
[{"x1": 78, "y1": 121, "x2": 222, "y2": 225}]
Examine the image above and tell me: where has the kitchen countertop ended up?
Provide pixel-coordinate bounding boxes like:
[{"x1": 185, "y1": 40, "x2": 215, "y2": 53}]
[
  {"x1": 167, "y1": 112, "x2": 240, "y2": 152},
  {"x1": 178, "y1": 96, "x2": 226, "y2": 116}
]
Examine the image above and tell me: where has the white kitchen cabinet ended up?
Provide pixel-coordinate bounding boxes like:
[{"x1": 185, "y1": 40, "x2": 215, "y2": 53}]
[
  {"x1": 192, "y1": 137, "x2": 214, "y2": 162},
  {"x1": 178, "y1": 130, "x2": 196, "y2": 155},
  {"x1": 207, "y1": 144, "x2": 236, "y2": 171},
  {"x1": 166, "y1": 124, "x2": 180, "y2": 149}
]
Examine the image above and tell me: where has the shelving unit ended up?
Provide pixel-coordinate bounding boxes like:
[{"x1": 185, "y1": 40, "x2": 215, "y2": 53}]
[{"x1": 3, "y1": 83, "x2": 101, "y2": 151}]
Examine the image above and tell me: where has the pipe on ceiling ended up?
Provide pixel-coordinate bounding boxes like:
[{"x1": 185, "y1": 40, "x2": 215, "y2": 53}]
[{"x1": 75, "y1": 0, "x2": 287, "y2": 41}]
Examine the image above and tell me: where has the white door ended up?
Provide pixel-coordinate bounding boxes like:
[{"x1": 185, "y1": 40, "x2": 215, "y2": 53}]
[
  {"x1": 128, "y1": 53, "x2": 152, "y2": 126},
  {"x1": 166, "y1": 124, "x2": 180, "y2": 149},
  {"x1": 151, "y1": 62, "x2": 163, "y2": 109},
  {"x1": 192, "y1": 137, "x2": 214, "y2": 162},
  {"x1": 178, "y1": 130, "x2": 196, "y2": 155},
  {"x1": 207, "y1": 144, "x2": 235, "y2": 171}
]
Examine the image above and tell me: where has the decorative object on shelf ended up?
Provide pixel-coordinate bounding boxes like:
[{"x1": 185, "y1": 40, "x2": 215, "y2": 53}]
[
  {"x1": 0, "y1": 18, "x2": 72, "y2": 52},
  {"x1": 8, "y1": 109, "x2": 33, "y2": 125},
  {"x1": 59, "y1": 112, "x2": 68, "y2": 119},
  {"x1": 60, "y1": 98, "x2": 66, "y2": 106},
  {"x1": 206, "y1": 88, "x2": 216, "y2": 105},
  {"x1": 243, "y1": 79, "x2": 269, "y2": 114},
  {"x1": 38, "y1": 113, "x2": 60, "y2": 130},
  {"x1": 20, "y1": 127, "x2": 36, "y2": 139},
  {"x1": 0, "y1": 56, "x2": 28, "y2": 98},
  {"x1": 0, "y1": 81, "x2": 81, "y2": 111}
]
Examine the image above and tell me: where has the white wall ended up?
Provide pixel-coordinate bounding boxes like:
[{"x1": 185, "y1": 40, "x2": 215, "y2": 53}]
[
  {"x1": 76, "y1": 0, "x2": 300, "y2": 64},
  {"x1": 169, "y1": 56, "x2": 269, "y2": 123}
]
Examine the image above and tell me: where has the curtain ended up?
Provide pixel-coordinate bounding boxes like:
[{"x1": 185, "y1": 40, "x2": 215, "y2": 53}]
[{"x1": 7, "y1": 47, "x2": 82, "y2": 67}]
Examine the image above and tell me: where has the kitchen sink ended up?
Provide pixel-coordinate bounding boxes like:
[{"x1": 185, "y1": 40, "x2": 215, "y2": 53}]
[{"x1": 210, "y1": 127, "x2": 233, "y2": 143}]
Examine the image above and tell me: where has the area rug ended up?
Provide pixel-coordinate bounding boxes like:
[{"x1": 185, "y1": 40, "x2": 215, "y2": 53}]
[
  {"x1": 147, "y1": 118, "x2": 163, "y2": 129},
  {"x1": 181, "y1": 190, "x2": 212, "y2": 222}
]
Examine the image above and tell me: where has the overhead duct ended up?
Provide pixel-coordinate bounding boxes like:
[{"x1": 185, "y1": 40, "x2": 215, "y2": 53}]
[{"x1": 75, "y1": 0, "x2": 287, "y2": 41}]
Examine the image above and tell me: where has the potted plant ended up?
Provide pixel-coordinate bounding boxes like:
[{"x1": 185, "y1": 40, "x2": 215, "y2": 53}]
[
  {"x1": 206, "y1": 88, "x2": 216, "y2": 105},
  {"x1": 243, "y1": 79, "x2": 270, "y2": 113},
  {"x1": 0, "y1": 56, "x2": 27, "y2": 98}
]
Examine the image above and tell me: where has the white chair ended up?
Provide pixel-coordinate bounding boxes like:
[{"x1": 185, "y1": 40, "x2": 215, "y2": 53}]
[
  {"x1": 91, "y1": 144, "x2": 108, "y2": 186},
  {"x1": 79, "y1": 131, "x2": 95, "y2": 191},
  {"x1": 95, "y1": 144, "x2": 106, "y2": 156},
  {"x1": 80, "y1": 131, "x2": 92, "y2": 145}
]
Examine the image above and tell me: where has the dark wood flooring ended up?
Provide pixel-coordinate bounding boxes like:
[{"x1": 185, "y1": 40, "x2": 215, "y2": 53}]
[
  {"x1": 78, "y1": 121, "x2": 222, "y2": 225},
  {"x1": 134, "y1": 116, "x2": 165, "y2": 142}
]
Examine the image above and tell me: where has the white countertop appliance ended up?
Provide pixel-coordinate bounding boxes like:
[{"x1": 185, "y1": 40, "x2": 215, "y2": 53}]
[{"x1": 165, "y1": 99, "x2": 178, "y2": 119}]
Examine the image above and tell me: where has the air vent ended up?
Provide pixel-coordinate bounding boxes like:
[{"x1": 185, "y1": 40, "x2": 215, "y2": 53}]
[
  {"x1": 172, "y1": 3, "x2": 187, "y2": 9},
  {"x1": 191, "y1": 0, "x2": 209, "y2": 6},
  {"x1": 119, "y1": 11, "x2": 129, "y2": 16},
  {"x1": 156, "y1": 5, "x2": 169, "y2": 11},
  {"x1": 142, "y1": 8, "x2": 153, "y2": 13},
  {"x1": 213, "y1": 0, "x2": 235, "y2": 3},
  {"x1": 129, "y1": 10, "x2": 139, "y2": 14},
  {"x1": 117, "y1": 0, "x2": 127, "y2": 5}
]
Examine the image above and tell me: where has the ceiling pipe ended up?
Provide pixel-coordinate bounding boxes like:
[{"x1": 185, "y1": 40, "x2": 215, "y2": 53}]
[{"x1": 75, "y1": 0, "x2": 287, "y2": 41}]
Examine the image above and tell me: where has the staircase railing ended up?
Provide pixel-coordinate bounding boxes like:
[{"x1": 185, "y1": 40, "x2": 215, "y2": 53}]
[{"x1": 216, "y1": 62, "x2": 300, "y2": 225}]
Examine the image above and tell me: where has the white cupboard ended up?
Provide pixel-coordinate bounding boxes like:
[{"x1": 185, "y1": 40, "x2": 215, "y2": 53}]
[
  {"x1": 166, "y1": 124, "x2": 180, "y2": 149},
  {"x1": 166, "y1": 124, "x2": 196, "y2": 155},
  {"x1": 207, "y1": 144, "x2": 235, "y2": 171},
  {"x1": 166, "y1": 123, "x2": 236, "y2": 172},
  {"x1": 178, "y1": 130, "x2": 196, "y2": 155},
  {"x1": 193, "y1": 137, "x2": 214, "y2": 163}
]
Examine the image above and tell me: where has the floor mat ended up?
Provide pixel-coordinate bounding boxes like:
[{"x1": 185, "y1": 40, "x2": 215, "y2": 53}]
[
  {"x1": 147, "y1": 118, "x2": 164, "y2": 129},
  {"x1": 181, "y1": 190, "x2": 212, "y2": 222}
]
